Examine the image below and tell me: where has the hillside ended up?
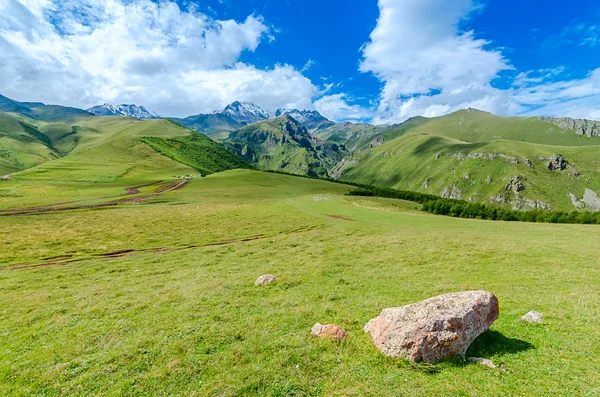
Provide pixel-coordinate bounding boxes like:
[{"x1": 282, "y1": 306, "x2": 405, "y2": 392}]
[
  {"x1": 0, "y1": 113, "x2": 60, "y2": 175},
  {"x1": 336, "y1": 109, "x2": 600, "y2": 211},
  {"x1": 313, "y1": 122, "x2": 391, "y2": 152},
  {"x1": 141, "y1": 133, "x2": 252, "y2": 175},
  {"x1": 224, "y1": 115, "x2": 347, "y2": 177},
  {"x1": 0, "y1": 101, "x2": 250, "y2": 183},
  {"x1": 171, "y1": 113, "x2": 243, "y2": 141}
]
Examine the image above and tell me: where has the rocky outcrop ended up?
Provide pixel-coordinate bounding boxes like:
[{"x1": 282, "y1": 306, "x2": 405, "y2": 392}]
[
  {"x1": 441, "y1": 185, "x2": 463, "y2": 200},
  {"x1": 524, "y1": 159, "x2": 534, "y2": 168},
  {"x1": 540, "y1": 116, "x2": 600, "y2": 137},
  {"x1": 364, "y1": 291, "x2": 499, "y2": 363},
  {"x1": 443, "y1": 152, "x2": 518, "y2": 164},
  {"x1": 505, "y1": 176, "x2": 525, "y2": 194},
  {"x1": 359, "y1": 136, "x2": 385, "y2": 152},
  {"x1": 545, "y1": 155, "x2": 568, "y2": 171},
  {"x1": 311, "y1": 323, "x2": 347, "y2": 340},
  {"x1": 254, "y1": 274, "x2": 278, "y2": 286},
  {"x1": 490, "y1": 194, "x2": 551, "y2": 211},
  {"x1": 423, "y1": 178, "x2": 430, "y2": 189},
  {"x1": 511, "y1": 197, "x2": 551, "y2": 211},
  {"x1": 569, "y1": 189, "x2": 600, "y2": 211},
  {"x1": 329, "y1": 158, "x2": 357, "y2": 180}
]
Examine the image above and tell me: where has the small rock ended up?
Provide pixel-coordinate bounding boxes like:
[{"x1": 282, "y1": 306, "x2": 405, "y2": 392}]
[
  {"x1": 364, "y1": 290, "x2": 499, "y2": 363},
  {"x1": 311, "y1": 323, "x2": 347, "y2": 340},
  {"x1": 468, "y1": 357, "x2": 497, "y2": 369},
  {"x1": 463, "y1": 173, "x2": 471, "y2": 180},
  {"x1": 485, "y1": 176, "x2": 493, "y2": 185},
  {"x1": 505, "y1": 176, "x2": 525, "y2": 194},
  {"x1": 546, "y1": 155, "x2": 568, "y2": 171},
  {"x1": 520, "y1": 310, "x2": 543, "y2": 324},
  {"x1": 254, "y1": 274, "x2": 278, "y2": 286}
]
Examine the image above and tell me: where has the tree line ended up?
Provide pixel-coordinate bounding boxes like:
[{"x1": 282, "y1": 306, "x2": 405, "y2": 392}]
[{"x1": 347, "y1": 186, "x2": 600, "y2": 225}]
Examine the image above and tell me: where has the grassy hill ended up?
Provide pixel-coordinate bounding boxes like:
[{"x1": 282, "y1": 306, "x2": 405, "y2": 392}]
[
  {"x1": 1, "y1": 170, "x2": 599, "y2": 395},
  {"x1": 313, "y1": 122, "x2": 390, "y2": 152},
  {"x1": 0, "y1": 113, "x2": 61, "y2": 175},
  {"x1": 337, "y1": 109, "x2": 600, "y2": 211},
  {"x1": 171, "y1": 113, "x2": 243, "y2": 141},
  {"x1": 224, "y1": 115, "x2": 348, "y2": 177},
  {"x1": 141, "y1": 132, "x2": 252, "y2": 175}
]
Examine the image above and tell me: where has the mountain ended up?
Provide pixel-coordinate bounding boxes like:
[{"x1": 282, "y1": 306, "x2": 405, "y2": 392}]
[
  {"x1": 224, "y1": 115, "x2": 347, "y2": 178},
  {"x1": 175, "y1": 103, "x2": 335, "y2": 139},
  {"x1": 275, "y1": 109, "x2": 335, "y2": 131},
  {"x1": 87, "y1": 103, "x2": 161, "y2": 119},
  {"x1": 335, "y1": 109, "x2": 600, "y2": 211},
  {"x1": 170, "y1": 113, "x2": 243, "y2": 141},
  {"x1": 219, "y1": 101, "x2": 273, "y2": 124}
]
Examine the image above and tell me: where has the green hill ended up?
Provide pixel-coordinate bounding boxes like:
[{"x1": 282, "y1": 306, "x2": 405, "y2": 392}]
[
  {"x1": 1, "y1": 108, "x2": 250, "y2": 183},
  {"x1": 171, "y1": 113, "x2": 243, "y2": 141},
  {"x1": 313, "y1": 122, "x2": 390, "y2": 152},
  {"x1": 224, "y1": 115, "x2": 347, "y2": 177},
  {"x1": 141, "y1": 132, "x2": 251, "y2": 175},
  {"x1": 336, "y1": 109, "x2": 600, "y2": 211},
  {"x1": 0, "y1": 113, "x2": 61, "y2": 175}
]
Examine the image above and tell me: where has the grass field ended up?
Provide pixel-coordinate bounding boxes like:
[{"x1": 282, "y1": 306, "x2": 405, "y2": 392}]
[
  {"x1": 1, "y1": 170, "x2": 599, "y2": 396},
  {"x1": 339, "y1": 110, "x2": 600, "y2": 210}
]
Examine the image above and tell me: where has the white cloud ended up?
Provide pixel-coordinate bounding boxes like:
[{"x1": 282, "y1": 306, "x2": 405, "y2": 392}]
[
  {"x1": 0, "y1": 0, "x2": 323, "y2": 117},
  {"x1": 360, "y1": 0, "x2": 600, "y2": 123},
  {"x1": 314, "y1": 93, "x2": 374, "y2": 122}
]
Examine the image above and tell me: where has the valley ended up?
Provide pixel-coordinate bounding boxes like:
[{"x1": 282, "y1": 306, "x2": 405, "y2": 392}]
[{"x1": 0, "y1": 93, "x2": 599, "y2": 396}]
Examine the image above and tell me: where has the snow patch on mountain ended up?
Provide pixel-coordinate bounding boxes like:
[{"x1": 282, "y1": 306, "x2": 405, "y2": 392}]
[{"x1": 87, "y1": 103, "x2": 161, "y2": 119}]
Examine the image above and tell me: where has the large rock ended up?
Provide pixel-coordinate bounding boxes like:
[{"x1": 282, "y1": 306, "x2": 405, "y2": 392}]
[{"x1": 364, "y1": 291, "x2": 499, "y2": 363}]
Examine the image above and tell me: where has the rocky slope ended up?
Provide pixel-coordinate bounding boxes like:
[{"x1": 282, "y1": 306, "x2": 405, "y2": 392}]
[{"x1": 224, "y1": 115, "x2": 347, "y2": 177}]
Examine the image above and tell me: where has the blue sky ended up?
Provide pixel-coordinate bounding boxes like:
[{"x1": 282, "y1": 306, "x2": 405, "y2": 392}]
[{"x1": 1, "y1": 0, "x2": 599, "y2": 122}]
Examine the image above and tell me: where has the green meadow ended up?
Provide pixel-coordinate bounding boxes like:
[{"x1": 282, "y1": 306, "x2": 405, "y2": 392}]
[{"x1": 1, "y1": 170, "x2": 599, "y2": 396}]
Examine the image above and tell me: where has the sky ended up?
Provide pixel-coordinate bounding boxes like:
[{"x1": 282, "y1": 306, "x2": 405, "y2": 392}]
[{"x1": 0, "y1": 0, "x2": 599, "y2": 123}]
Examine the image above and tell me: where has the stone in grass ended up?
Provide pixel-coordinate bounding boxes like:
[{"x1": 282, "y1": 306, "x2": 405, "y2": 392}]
[
  {"x1": 254, "y1": 274, "x2": 278, "y2": 286},
  {"x1": 520, "y1": 310, "x2": 543, "y2": 324},
  {"x1": 468, "y1": 357, "x2": 497, "y2": 369},
  {"x1": 364, "y1": 290, "x2": 499, "y2": 363},
  {"x1": 311, "y1": 323, "x2": 347, "y2": 341}
]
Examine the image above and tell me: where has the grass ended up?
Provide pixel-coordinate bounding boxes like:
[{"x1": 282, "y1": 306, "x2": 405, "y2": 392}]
[
  {"x1": 1, "y1": 170, "x2": 599, "y2": 396},
  {"x1": 141, "y1": 133, "x2": 251, "y2": 175},
  {"x1": 340, "y1": 121, "x2": 600, "y2": 210}
]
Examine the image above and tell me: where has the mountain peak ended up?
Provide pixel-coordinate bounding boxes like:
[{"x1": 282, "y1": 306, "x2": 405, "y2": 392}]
[
  {"x1": 275, "y1": 108, "x2": 334, "y2": 131},
  {"x1": 87, "y1": 103, "x2": 160, "y2": 119},
  {"x1": 218, "y1": 101, "x2": 273, "y2": 124}
]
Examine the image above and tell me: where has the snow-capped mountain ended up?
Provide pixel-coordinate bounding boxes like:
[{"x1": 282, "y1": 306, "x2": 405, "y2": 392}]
[
  {"x1": 275, "y1": 109, "x2": 334, "y2": 131},
  {"x1": 217, "y1": 101, "x2": 273, "y2": 124},
  {"x1": 87, "y1": 103, "x2": 161, "y2": 119}
]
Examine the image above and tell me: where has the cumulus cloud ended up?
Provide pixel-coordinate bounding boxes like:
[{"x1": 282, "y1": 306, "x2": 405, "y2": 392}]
[
  {"x1": 361, "y1": 0, "x2": 600, "y2": 123},
  {"x1": 0, "y1": 0, "x2": 326, "y2": 117},
  {"x1": 314, "y1": 94, "x2": 374, "y2": 122}
]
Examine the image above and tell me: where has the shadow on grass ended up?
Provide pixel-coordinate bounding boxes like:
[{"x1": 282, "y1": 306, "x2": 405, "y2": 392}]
[{"x1": 467, "y1": 329, "x2": 534, "y2": 358}]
